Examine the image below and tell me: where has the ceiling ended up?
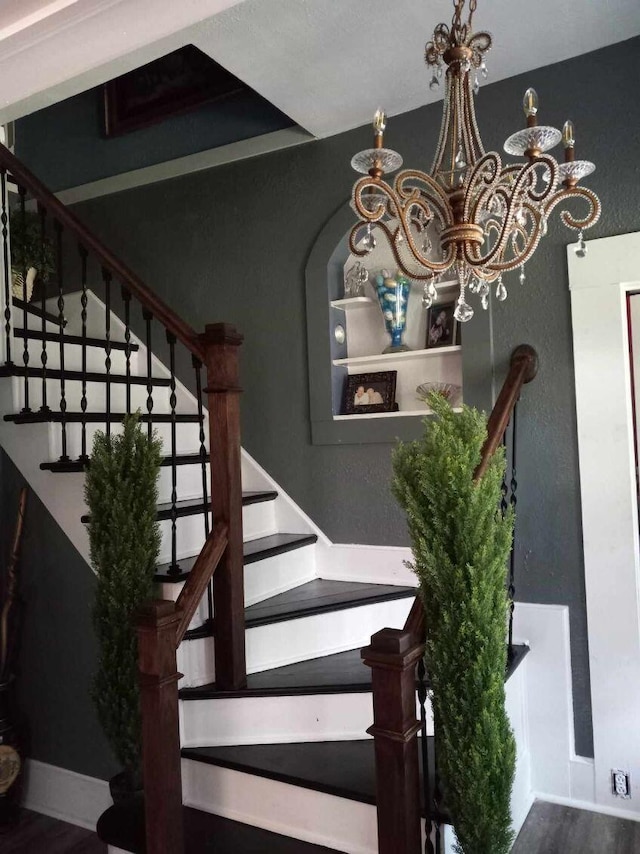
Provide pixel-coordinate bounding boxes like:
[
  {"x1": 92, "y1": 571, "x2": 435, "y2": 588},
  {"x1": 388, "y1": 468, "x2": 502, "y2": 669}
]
[{"x1": 0, "y1": 0, "x2": 639, "y2": 137}]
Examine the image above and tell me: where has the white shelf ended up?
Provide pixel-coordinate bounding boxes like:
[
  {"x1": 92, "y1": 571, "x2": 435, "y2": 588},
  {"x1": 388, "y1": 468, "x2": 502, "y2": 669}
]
[
  {"x1": 330, "y1": 297, "x2": 376, "y2": 311},
  {"x1": 333, "y1": 345, "x2": 461, "y2": 368},
  {"x1": 333, "y1": 406, "x2": 462, "y2": 421}
]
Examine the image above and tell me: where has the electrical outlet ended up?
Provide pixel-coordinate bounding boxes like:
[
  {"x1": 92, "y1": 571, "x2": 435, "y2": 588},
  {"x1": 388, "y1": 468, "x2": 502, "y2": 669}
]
[{"x1": 612, "y1": 769, "x2": 631, "y2": 799}]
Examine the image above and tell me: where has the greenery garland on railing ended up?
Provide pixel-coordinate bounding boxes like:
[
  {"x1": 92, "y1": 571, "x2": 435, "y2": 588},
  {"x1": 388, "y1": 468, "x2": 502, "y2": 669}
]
[
  {"x1": 86, "y1": 414, "x2": 162, "y2": 787},
  {"x1": 392, "y1": 393, "x2": 515, "y2": 854}
]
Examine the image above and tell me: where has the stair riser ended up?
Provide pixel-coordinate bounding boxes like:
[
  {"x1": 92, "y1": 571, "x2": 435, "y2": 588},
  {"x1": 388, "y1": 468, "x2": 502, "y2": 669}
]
[
  {"x1": 15, "y1": 339, "x2": 131, "y2": 374},
  {"x1": 182, "y1": 759, "x2": 379, "y2": 854},
  {"x1": 181, "y1": 690, "x2": 433, "y2": 747},
  {"x1": 181, "y1": 693, "x2": 375, "y2": 747},
  {"x1": 161, "y1": 541, "x2": 316, "y2": 617},
  {"x1": 180, "y1": 596, "x2": 414, "y2": 684}
]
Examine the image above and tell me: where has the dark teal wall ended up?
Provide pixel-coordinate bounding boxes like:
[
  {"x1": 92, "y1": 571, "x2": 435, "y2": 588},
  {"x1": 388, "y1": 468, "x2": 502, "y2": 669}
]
[
  {"x1": 16, "y1": 86, "x2": 294, "y2": 193},
  {"x1": 12, "y1": 36, "x2": 640, "y2": 765},
  {"x1": 1, "y1": 451, "x2": 117, "y2": 780}
]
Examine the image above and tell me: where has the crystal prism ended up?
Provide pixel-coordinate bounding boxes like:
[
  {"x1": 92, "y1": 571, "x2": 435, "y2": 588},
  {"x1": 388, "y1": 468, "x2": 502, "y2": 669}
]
[
  {"x1": 481, "y1": 293, "x2": 489, "y2": 310},
  {"x1": 454, "y1": 296, "x2": 474, "y2": 323},
  {"x1": 473, "y1": 75, "x2": 480, "y2": 96},
  {"x1": 496, "y1": 278, "x2": 508, "y2": 302},
  {"x1": 519, "y1": 267, "x2": 526, "y2": 285},
  {"x1": 429, "y1": 75, "x2": 440, "y2": 91},
  {"x1": 574, "y1": 230, "x2": 587, "y2": 258}
]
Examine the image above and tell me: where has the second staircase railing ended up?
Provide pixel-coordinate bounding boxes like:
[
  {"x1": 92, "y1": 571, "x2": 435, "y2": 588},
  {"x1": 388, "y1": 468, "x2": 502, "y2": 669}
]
[{"x1": 362, "y1": 344, "x2": 538, "y2": 854}]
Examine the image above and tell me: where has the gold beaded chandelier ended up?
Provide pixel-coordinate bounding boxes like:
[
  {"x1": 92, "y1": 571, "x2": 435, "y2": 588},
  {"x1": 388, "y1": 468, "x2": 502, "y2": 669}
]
[{"x1": 349, "y1": 0, "x2": 601, "y2": 321}]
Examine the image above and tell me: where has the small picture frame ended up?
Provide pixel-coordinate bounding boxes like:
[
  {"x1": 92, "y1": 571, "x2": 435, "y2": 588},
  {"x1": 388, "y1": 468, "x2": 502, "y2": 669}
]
[
  {"x1": 425, "y1": 301, "x2": 460, "y2": 349},
  {"x1": 344, "y1": 371, "x2": 397, "y2": 415}
]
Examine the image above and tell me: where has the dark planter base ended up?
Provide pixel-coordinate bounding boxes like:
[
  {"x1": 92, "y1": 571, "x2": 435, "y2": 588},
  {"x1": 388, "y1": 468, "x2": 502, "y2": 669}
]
[{"x1": 109, "y1": 770, "x2": 143, "y2": 804}]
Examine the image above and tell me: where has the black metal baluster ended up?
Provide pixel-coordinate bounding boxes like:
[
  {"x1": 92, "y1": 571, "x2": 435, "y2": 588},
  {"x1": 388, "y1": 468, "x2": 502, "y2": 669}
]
[
  {"x1": 1, "y1": 170, "x2": 12, "y2": 366},
  {"x1": 167, "y1": 331, "x2": 179, "y2": 575},
  {"x1": 121, "y1": 287, "x2": 132, "y2": 415},
  {"x1": 417, "y1": 659, "x2": 435, "y2": 854},
  {"x1": 39, "y1": 205, "x2": 49, "y2": 412},
  {"x1": 102, "y1": 268, "x2": 112, "y2": 438},
  {"x1": 143, "y1": 309, "x2": 153, "y2": 440},
  {"x1": 500, "y1": 427, "x2": 509, "y2": 518},
  {"x1": 78, "y1": 246, "x2": 89, "y2": 461},
  {"x1": 18, "y1": 186, "x2": 30, "y2": 413},
  {"x1": 55, "y1": 221, "x2": 69, "y2": 462},
  {"x1": 193, "y1": 355, "x2": 213, "y2": 623},
  {"x1": 508, "y1": 403, "x2": 519, "y2": 662},
  {"x1": 432, "y1": 713, "x2": 443, "y2": 854}
]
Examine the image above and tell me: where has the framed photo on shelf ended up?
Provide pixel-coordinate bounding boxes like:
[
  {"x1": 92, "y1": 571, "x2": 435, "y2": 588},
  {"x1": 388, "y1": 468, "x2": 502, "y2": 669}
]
[
  {"x1": 425, "y1": 301, "x2": 460, "y2": 349},
  {"x1": 343, "y1": 371, "x2": 397, "y2": 415}
]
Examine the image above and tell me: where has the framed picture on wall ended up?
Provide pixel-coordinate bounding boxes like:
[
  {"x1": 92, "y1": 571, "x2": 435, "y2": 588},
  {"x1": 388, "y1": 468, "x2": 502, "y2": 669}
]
[
  {"x1": 425, "y1": 301, "x2": 460, "y2": 349},
  {"x1": 343, "y1": 371, "x2": 397, "y2": 415},
  {"x1": 102, "y1": 45, "x2": 246, "y2": 137}
]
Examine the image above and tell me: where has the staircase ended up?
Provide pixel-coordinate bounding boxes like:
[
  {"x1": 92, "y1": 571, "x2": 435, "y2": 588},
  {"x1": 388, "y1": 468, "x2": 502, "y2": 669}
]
[{"x1": 0, "y1": 144, "x2": 536, "y2": 854}]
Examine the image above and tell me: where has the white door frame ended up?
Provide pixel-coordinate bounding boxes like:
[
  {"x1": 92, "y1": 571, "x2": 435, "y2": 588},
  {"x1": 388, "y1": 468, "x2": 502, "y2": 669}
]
[{"x1": 569, "y1": 231, "x2": 640, "y2": 815}]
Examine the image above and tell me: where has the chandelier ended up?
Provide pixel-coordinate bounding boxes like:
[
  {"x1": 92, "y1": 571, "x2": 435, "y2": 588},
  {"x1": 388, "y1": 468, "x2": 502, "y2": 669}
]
[{"x1": 349, "y1": 0, "x2": 601, "y2": 322}]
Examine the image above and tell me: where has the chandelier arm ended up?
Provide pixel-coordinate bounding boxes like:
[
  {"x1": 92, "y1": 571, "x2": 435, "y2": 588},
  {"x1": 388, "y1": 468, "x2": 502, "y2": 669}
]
[
  {"x1": 543, "y1": 186, "x2": 602, "y2": 231},
  {"x1": 462, "y1": 72, "x2": 484, "y2": 160}
]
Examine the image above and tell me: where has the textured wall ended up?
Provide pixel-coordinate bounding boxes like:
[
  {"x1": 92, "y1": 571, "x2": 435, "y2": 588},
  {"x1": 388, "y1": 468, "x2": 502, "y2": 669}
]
[
  {"x1": 14, "y1": 36, "x2": 640, "y2": 763},
  {"x1": 0, "y1": 450, "x2": 117, "y2": 780},
  {"x1": 16, "y1": 86, "x2": 294, "y2": 193}
]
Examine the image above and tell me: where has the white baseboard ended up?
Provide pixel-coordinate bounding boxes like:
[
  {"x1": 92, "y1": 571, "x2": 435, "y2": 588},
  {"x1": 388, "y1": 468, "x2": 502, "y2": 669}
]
[{"x1": 23, "y1": 758, "x2": 111, "y2": 831}]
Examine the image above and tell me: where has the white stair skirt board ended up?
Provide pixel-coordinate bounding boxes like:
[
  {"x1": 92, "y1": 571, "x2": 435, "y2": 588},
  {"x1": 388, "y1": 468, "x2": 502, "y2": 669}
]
[
  {"x1": 23, "y1": 759, "x2": 111, "y2": 832},
  {"x1": 318, "y1": 542, "x2": 417, "y2": 588},
  {"x1": 182, "y1": 759, "x2": 379, "y2": 854}
]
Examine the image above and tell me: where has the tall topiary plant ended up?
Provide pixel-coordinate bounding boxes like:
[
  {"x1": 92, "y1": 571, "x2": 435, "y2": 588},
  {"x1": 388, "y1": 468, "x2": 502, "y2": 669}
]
[
  {"x1": 85, "y1": 414, "x2": 162, "y2": 789},
  {"x1": 392, "y1": 393, "x2": 515, "y2": 854}
]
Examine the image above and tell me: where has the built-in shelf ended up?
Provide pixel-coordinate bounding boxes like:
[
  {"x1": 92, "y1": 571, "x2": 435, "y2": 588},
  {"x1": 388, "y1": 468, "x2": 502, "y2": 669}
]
[
  {"x1": 333, "y1": 406, "x2": 463, "y2": 421},
  {"x1": 333, "y1": 345, "x2": 461, "y2": 368},
  {"x1": 330, "y1": 297, "x2": 376, "y2": 311}
]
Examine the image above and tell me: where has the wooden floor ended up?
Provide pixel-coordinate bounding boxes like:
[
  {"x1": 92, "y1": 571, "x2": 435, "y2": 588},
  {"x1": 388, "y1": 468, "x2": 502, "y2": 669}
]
[
  {"x1": 6, "y1": 800, "x2": 640, "y2": 853},
  {"x1": 0, "y1": 809, "x2": 105, "y2": 853},
  {"x1": 512, "y1": 801, "x2": 640, "y2": 853}
]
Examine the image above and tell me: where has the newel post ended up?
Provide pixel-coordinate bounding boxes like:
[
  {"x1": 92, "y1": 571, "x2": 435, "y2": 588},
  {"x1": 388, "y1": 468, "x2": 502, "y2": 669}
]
[
  {"x1": 137, "y1": 600, "x2": 184, "y2": 854},
  {"x1": 361, "y1": 628, "x2": 424, "y2": 854},
  {"x1": 199, "y1": 323, "x2": 246, "y2": 690}
]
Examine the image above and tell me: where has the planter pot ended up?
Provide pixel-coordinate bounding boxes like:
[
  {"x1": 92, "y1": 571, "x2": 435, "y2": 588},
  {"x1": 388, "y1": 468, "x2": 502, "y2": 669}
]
[
  {"x1": 0, "y1": 680, "x2": 23, "y2": 830},
  {"x1": 109, "y1": 769, "x2": 143, "y2": 804}
]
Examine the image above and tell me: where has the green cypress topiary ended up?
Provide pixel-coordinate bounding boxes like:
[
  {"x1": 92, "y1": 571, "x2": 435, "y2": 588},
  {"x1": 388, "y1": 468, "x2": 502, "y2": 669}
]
[
  {"x1": 85, "y1": 414, "x2": 162, "y2": 785},
  {"x1": 392, "y1": 392, "x2": 515, "y2": 854}
]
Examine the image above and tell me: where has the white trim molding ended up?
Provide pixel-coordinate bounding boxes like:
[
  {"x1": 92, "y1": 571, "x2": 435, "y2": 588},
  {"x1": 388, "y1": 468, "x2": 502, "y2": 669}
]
[
  {"x1": 569, "y1": 230, "x2": 640, "y2": 817},
  {"x1": 23, "y1": 758, "x2": 111, "y2": 830}
]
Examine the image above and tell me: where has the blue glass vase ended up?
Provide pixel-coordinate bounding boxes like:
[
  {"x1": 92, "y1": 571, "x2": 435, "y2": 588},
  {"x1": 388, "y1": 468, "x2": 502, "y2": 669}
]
[{"x1": 373, "y1": 271, "x2": 411, "y2": 353}]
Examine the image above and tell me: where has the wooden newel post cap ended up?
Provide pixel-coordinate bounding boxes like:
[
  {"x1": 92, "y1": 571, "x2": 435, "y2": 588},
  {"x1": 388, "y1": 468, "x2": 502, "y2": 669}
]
[
  {"x1": 361, "y1": 628, "x2": 424, "y2": 670},
  {"x1": 200, "y1": 323, "x2": 244, "y2": 347}
]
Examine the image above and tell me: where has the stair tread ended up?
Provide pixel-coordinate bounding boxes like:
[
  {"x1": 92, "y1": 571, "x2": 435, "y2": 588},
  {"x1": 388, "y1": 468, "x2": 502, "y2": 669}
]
[
  {"x1": 0, "y1": 364, "x2": 171, "y2": 385},
  {"x1": 181, "y1": 739, "x2": 450, "y2": 823},
  {"x1": 180, "y1": 647, "x2": 369, "y2": 699},
  {"x1": 41, "y1": 451, "x2": 207, "y2": 472},
  {"x1": 82, "y1": 491, "x2": 278, "y2": 526},
  {"x1": 13, "y1": 327, "x2": 140, "y2": 352},
  {"x1": 98, "y1": 801, "x2": 336, "y2": 853},
  {"x1": 179, "y1": 643, "x2": 529, "y2": 700},
  {"x1": 4, "y1": 410, "x2": 202, "y2": 423},
  {"x1": 244, "y1": 579, "x2": 416, "y2": 628},
  {"x1": 156, "y1": 531, "x2": 316, "y2": 581}
]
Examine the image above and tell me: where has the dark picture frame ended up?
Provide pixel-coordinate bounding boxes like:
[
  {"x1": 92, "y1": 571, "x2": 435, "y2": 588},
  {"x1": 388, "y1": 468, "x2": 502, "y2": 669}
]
[
  {"x1": 103, "y1": 45, "x2": 246, "y2": 138},
  {"x1": 425, "y1": 300, "x2": 460, "y2": 349},
  {"x1": 343, "y1": 371, "x2": 397, "y2": 415}
]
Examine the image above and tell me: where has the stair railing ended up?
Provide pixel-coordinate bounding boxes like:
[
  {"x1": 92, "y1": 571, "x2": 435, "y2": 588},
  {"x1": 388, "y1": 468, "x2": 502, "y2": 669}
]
[
  {"x1": 0, "y1": 144, "x2": 248, "y2": 854},
  {"x1": 362, "y1": 344, "x2": 538, "y2": 854}
]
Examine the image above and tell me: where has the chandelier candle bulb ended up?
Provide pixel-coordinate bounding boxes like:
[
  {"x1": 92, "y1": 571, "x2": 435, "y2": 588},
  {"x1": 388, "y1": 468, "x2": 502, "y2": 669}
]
[{"x1": 347, "y1": 0, "x2": 601, "y2": 322}]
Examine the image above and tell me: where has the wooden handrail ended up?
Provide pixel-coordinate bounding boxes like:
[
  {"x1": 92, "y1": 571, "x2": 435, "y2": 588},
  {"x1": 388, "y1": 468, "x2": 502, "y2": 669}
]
[
  {"x1": 175, "y1": 522, "x2": 228, "y2": 645},
  {"x1": 403, "y1": 343, "x2": 539, "y2": 639},
  {"x1": 0, "y1": 143, "x2": 204, "y2": 362}
]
